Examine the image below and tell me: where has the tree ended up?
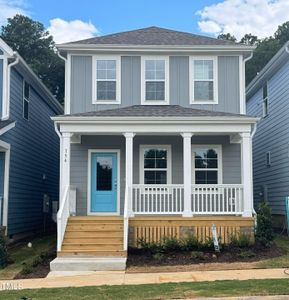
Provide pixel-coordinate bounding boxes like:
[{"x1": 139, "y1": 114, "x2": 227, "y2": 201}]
[
  {"x1": 274, "y1": 21, "x2": 289, "y2": 45},
  {"x1": 217, "y1": 33, "x2": 237, "y2": 42},
  {"x1": 0, "y1": 15, "x2": 64, "y2": 103},
  {"x1": 240, "y1": 33, "x2": 259, "y2": 46}
]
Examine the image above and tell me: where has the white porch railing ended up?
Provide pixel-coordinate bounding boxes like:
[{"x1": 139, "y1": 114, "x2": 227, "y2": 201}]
[
  {"x1": 132, "y1": 184, "x2": 184, "y2": 214},
  {"x1": 191, "y1": 184, "x2": 244, "y2": 215},
  {"x1": 57, "y1": 185, "x2": 76, "y2": 251},
  {"x1": 130, "y1": 184, "x2": 244, "y2": 215},
  {"x1": 123, "y1": 184, "x2": 129, "y2": 251}
]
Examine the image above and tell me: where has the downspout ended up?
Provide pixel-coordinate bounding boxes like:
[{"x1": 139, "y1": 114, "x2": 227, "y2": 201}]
[
  {"x1": 57, "y1": 51, "x2": 68, "y2": 114},
  {"x1": 3, "y1": 53, "x2": 19, "y2": 120},
  {"x1": 251, "y1": 122, "x2": 257, "y2": 216},
  {"x1": 241, "y1": 52, "x2": 254, "y2": 115}
]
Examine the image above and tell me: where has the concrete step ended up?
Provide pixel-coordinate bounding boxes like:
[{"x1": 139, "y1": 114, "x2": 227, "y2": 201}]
[{"x1": 50, "y1": 256, "x2": 127, "y2": 271}]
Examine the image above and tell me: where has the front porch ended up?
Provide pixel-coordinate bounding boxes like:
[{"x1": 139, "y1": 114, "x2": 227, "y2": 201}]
[{"x1": 52, "y1": 106, "x2": 257, "y2": 262}]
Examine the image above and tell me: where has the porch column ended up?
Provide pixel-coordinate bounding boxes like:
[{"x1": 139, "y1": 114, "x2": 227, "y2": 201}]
[
  {"x1": 241, "y1": 132, "x2": 253, "y2": 217},
  {"x1": 60, "y1": 132, "x2": 71, "y2": 204},
  {"x1": 124, "y1": 132, "x2": 135, "y2": 216},
  {"x1": 181, "y1": 133, "x2": 193, "y2": 217}
]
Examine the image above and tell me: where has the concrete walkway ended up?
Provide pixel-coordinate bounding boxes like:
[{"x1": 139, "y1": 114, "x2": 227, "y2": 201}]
[{"x1": 0, "y1": 268, "x2": 288, "y2": 290}]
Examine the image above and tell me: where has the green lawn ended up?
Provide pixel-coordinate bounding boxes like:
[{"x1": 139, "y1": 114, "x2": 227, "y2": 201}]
[
  {"x1": 0, "y1": 235, "x2": 56, "y2": 280},
  {"x1": 0, "y1": 279, "x2": 289, "y2": 299},
  {"x1": 257, "y1": 235, "x2": 289, "y2": 268}
]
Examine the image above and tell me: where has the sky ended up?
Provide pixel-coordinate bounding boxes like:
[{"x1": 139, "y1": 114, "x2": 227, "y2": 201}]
[{"x1": 1, "y1": 0, "x2": 289, "y2": 44}]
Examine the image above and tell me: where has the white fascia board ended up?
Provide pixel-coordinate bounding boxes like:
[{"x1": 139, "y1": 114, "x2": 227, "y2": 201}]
[
  {"x1": 52, "y1": 116, "x2": 259, "y2": 124},
  {"x1": 57, "y1": 44, "x2": 255, "y2": 53},
  {"x1": 0, "y1": 121, "x2": 15, "y2": 135},
  {"x1": 0, "y1": 38, "x2": 14, "y2": 56}
]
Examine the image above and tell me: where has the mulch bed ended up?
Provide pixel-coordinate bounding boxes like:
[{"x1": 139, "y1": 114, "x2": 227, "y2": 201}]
[{"x1": 127, "y1": 242, "x2": 285, "y2": 268}]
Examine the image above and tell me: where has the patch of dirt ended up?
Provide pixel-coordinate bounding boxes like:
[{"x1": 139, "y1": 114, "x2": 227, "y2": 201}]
[
  {"x1": 14, "y1": 248, "x2": 56, "y2": 279},
  {"x1": 126, "y1": 243, "x2": 286, "y2": 273}
]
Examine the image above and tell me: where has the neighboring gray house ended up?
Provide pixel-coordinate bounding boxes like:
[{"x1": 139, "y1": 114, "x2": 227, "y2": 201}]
[
  {"x1": 0, "y1": 38, "x2": 63, "y2": 238},
  {"x1": 247, "y1": 41, "x2": 289, "y2": 227},
  {"x1": 51, "y1": 27, "x2": 258, "y2": 271}
]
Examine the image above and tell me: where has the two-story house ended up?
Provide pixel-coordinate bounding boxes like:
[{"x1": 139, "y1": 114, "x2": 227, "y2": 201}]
[
  {"x1": 0, "y1": 38, "x2": 63, "y2": 239},
  {"x1": 51, "y1": 27, "x2": 258, "y2": 271},
  {"x1": 247, "y1": 41, "x2": 289, "y2": 228}
]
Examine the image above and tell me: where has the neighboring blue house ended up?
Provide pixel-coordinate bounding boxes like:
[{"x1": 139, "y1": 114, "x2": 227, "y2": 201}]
[
  {"x1": 0, "y1": 38, "x2": 63, "y2": 239},
  {"x1": 247, "y1": 41, "x2": 289, "y2": 227}
]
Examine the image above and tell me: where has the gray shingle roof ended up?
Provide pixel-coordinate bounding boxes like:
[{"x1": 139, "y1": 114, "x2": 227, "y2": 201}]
[
  {"x1": 60, "y1": 105, "x2": 254, "y2": 118},
  {"x1": 0, "y1": 119, "x2": 14, "y2": 131},
  {"x1": 67, "y1": 26, "x2": 237, "y2": 46}
]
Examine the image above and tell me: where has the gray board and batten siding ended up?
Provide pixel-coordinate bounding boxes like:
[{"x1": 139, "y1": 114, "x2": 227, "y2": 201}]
[
  {"x1": 70, "y1": 55, "x2": 240, "y2": 114},
  {"x1": 70, "y1": 135, "x2": 241, "y2": 216}
]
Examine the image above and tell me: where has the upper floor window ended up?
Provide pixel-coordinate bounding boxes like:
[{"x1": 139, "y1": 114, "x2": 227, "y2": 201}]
[
  {"x1": 190, "y1": 57, "x2": 218, "y2": 104},
  {"x1": 262, "y1": 82, "x2": 269, "y2": 117},
  {"x1": 266, "y1": 151, "x2": 271, "y2": 167},
  {"x1": 141, "y1": 56, "x2": 169, "y2": 105},
  {"x1": 23, "y1": 80, "x2": 29, "y2": 120},
  {"x1": 93, "y1": 56, "x2": 121, "y2": 104}
]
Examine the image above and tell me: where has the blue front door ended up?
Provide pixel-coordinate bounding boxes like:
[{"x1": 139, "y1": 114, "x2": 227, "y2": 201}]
[{"x1": 90, "y1": 152, "x2": 118, "y2": 213}]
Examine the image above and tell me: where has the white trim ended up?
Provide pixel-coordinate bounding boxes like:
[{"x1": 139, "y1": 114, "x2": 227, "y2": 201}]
[
  {"x1": 191, "y1": 144, "x2": 223, "y2": 184},
  {"x1": 0, "y1": 122, "x2": 15, "y2": 136},
  {"x1": 190, "y1": 56, "x2": 218, "y2": 105},
  {"x1": 0, "y1": 140, "x2": 11, "y2": 230},
  {"x1": 87, "y1": 149, "x2": 121, "y2": 216},
  {"x1": 139, "y1": 144, "x2": 172, "y2": 184},
  {"x1": 239, "y1": 55, "x2": 245, "y2": 114},
  {"x1": 66, "y1": 53, "x2": 71, "y2": 114},
  {"x1": 92, "y1": 55, "x2": 121, "y2": 105},
  {"x1": 1, "y1": 56, "x2": 8, "y2": 120},
  {"x1": 141, "y1": 56, "x2": 169, "y2": 105}
]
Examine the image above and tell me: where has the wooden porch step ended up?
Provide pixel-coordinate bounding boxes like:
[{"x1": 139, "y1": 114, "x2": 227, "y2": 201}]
[
  {"x1": 64, "y1": 231, "x2": 123, "y2": 238},
  {"x1": 63, "y1": 238, "x2": 123, "y2": 243},
  {"x1": 66, "y1": 224, "x2": 123, "y2": 231},
  {"x1": 58, "y1": 250, "x2": 127, "y2": 257},
  {"x1": 69, "y1": 216, "x2": 123, "y2": 221},
  {"x1": 62, "y1": 244, "x2": 123, "y2": 251}
]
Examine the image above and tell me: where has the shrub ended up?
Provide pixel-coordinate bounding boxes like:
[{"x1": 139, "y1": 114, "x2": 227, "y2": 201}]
[
  {"x1": 20, "y1": 263, "x2": 33, "y2": 275},
  {"x1": 162, "y1": 236, "x2": 181, "y2": 252},
  {"x1": 237, "y1": 250, "x2": 256, "y2": 259},
  {"x1": 152, "y1": 252, "x2": 164, "y2": 262},
  {"x1": 0, "y1": 226, "x2": 8, "y2": 269},
  {"x1": 256, "y1": 202, "x2": 274, "y2": 247},
  {"x1": 230, "y1": 233, "x2": 253, "y2": 248},
  {"x1": 136, "y1": 238, "x2": 163, "y2": 254},
  {"x1": 202, "y1": 237, "x2": 214, "y2": 249},
  {"x1": 180, "y1": 235, "x2": 200, "y2": 251},
  {"x1": 190, "y1": 251, "x2": 205, "y2": 260}
]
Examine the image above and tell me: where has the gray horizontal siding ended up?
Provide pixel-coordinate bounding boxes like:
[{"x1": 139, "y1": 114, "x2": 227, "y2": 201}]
[
  {"x1": 247, "y1": 58, "x2": 289, "y2": 215},
  {"x1": 71, "y1": 135, "x2": 241, "y2": 216},
  {"x1": 1, "y1": 68, "x2": 60, "y2": 235},
  {"x1": 70, "y1": 55, "x2": 240, "y2": 114},
  {"x1": 0, "y1": 59, "x2": 3, "y2": 117}
]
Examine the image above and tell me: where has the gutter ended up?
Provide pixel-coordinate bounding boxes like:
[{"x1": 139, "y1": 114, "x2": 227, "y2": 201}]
[{"x1": 2, "y1": 53, "x2": 19, "y2": 120}]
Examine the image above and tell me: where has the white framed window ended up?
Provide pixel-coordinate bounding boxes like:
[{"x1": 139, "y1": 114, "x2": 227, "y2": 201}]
[
  {"x1": 190, "y1": 56, "x2": 218, "y2": 104},
  {"x1": 262, "y1": 82, "x2": 269, "y2": 117},
  {"x1": 266, "y1": 151, "x2": 271, "y2": 167},
  {"x1": 139, "y1": 145, "x2": 172, "y2": 184},
  {"x1": 141, "y1": 56, "x2": 169, "y2": 105},
  {"x1": 192, "y1": 145, "x2": 222, "y2": 184},
  {"x1": 92, "y1": 55, "x2": 121, "y2": 104},
  {"x1": 23, "y1": 80, "x2": 29, "y2": 120}
]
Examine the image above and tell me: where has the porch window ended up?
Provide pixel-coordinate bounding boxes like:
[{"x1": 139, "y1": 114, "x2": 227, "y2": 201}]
[
  {"x1": 190, "y1": 57, "x2": 218, "y2": 104},
  {"x1": 23, "y1": 80, "x2": 29, "y2": 120},
  {"x1": 192, "y1": 145, "x2": 222, "y2": 184},
  {"x1": 140, "y1": 145, "x2": 171, "y2": 184},
  {"x1": 142, "y1": 57, "x2": 169, "y2": 104},
  {"x1": 93, "y1": 56, "x2": 120, "y2": 104}
]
